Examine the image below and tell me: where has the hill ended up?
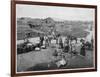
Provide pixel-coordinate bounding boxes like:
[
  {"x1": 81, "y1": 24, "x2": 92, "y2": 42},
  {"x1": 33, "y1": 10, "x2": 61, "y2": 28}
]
[{"x1": 17, "y1": 17, "x2": 93, "y2": 40}]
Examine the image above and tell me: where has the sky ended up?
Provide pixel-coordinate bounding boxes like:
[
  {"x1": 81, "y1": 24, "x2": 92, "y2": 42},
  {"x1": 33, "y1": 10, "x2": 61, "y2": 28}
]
[{"x1": 16, "y1": 4, "x2": 95, "y2": 21}]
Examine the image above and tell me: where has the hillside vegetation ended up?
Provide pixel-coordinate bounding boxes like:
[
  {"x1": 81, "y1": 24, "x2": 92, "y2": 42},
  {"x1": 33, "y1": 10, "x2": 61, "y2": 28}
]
[{"x1": 17, "y1": 17, "x2": 93, "y2": 40}]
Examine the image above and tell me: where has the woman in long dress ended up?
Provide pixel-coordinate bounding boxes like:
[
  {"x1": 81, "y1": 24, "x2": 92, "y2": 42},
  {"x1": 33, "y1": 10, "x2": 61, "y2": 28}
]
[{"x1": 80, "y1": 40, "x2": 86, "y2": 56}]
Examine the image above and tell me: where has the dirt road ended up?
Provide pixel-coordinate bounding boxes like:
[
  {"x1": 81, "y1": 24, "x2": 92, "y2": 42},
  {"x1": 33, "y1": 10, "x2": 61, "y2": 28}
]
[{"x1": 17, "y1": 42, "x2": 93, "y2": 72}]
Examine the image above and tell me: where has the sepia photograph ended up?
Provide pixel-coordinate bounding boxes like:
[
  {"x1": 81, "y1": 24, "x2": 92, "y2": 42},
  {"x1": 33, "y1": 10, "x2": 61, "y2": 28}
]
[{"x1": 12, "y1": 1, "x2": 97, "y2": 75}]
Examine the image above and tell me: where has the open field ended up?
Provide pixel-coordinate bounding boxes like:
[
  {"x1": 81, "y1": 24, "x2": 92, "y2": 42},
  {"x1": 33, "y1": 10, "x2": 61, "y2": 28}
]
[{"x1": 17, "y1": 41, "x2": 93, "y2": 72}]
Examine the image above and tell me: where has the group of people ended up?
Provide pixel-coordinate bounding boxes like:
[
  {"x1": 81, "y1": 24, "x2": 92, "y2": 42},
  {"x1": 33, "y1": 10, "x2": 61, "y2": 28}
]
[
  {"x1": 23, "y1": 32, "x2": 91, "y2": 57},
  {"x1": 56, "y1": 35, "x2": 86, "y2": 56},
  {"x1": 52, "y1": 35, "x2": 87, "y2": 68},
  {"x1": 24, "y1": 32, "x2": 91, "y2": 58},
  {"x1": 21, "y1": 33, "x2": 92, "y2": 68},
  {"x1": 39, "y1": 34, "x2": 87, "y2": 57},
  {"x1": 23, "y1": 31, "x2": 92, "y2": 57},
  {"x1": 39, "y1": 34, "x2": 49, "y2": 48}
]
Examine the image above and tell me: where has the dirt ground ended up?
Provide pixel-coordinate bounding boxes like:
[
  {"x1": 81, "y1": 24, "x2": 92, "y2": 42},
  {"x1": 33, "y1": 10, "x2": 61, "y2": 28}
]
[{"x1": 17, "y1": 42, "x2": 94, "y2": 72}]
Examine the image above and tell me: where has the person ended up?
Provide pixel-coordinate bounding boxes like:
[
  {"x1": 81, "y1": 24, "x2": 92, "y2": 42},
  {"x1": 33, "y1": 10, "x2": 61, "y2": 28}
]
[
  {"x1": 75, "y1": 40, "x2": 82, "y2": 55},
  {"x1": 58, "y1": 34, "x2": 63, "y2": 49},
  {"x1": 63, "y1": 38, "x2": 69, "y2": 53},
  {"x1": 55, "y1": 54, "x2": 67, "y2": 68},
  {"x1": 41, "y1": 35, "x2": 48, "y2": 49},
  {"x1": 40, "y1": 35, "x2": 44, "y2": 46},
  {"x1": 53, "y1": 45, "x2": 62, "y2": 57},
  {"x1": 80, "y1": 39, "x2": 86, "y2": 56},
  {"x1": 56, "y1": 35, "x2": 58, "y2": 44},
  {"x1": 45, "y1": 35, "x2": 49, "y2": 47},
  {"x1": 70, "y1": 39, "x2": 77, "y2": 56},
  {"x1": 48, "y1": 35, "x2": 52, "y2": 45},
  {"x1": 53, "y1": 45, "x2": 68, "y2": 68}
]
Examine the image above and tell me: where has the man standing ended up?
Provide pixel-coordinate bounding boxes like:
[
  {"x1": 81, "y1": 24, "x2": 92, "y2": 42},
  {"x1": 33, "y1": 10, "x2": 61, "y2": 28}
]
[
  {"x1": 58, "y1": 34, "x2": 63, "y2": 49},
  {"x1": 40, "y1": 35, "x2": 44, "y2": 46},
  {"x1": 63, "y1": 38, "x2": 69, "y2": 53}
]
